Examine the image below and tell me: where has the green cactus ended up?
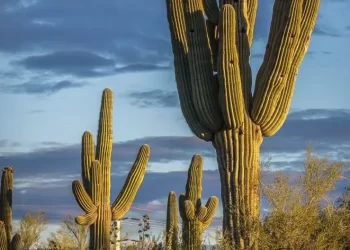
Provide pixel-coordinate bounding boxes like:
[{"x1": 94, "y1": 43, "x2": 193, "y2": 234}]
[
  {"x1": 179, "y1": 155, "x2": 218, "y2": 250},
  {"x1": 165, "y1": 192, "x2": 179, "y2": 250},
  {"x1": 0, "y1": 222, "x2": 7, "y2": 250},
  {"x1": 166, "y1": 0, "x2": 321, "y2": 248},
  {"x1": 0, "y1": 166, "x2": 22, "y2": 250},
  {"x1": 72, "y1": 88, "x2": 151, "y2": 250}
]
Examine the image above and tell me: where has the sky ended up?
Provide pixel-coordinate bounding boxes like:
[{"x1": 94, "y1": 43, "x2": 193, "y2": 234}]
[{"x1": 0, "y1": 0, "x2": 350, "y2": 246}]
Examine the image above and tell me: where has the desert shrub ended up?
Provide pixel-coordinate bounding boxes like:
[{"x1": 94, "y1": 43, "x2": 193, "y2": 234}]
[{"x1": 258, "y1": 147, "x2": 350, "y2": 250}]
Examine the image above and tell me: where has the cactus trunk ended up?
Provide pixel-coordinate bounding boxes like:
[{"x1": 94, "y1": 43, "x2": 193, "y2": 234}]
[
  {"x1": 182, "y1": 221, "x2": 202, "y2": 250},
  {"x1": 213, "y1": 119, "x2": 262, "y2": 248},
  {"x1": 0, "y1": 167, "x2": 21, "y2": 250},
  {"x1": 166, "y1": 0, "x2": 321, "y2": 248},
  {"x1": 0, "y1": 167, "x2": 13, "y2": 248},
  {"x1": 89, "y1": 205, "x2": 111, "y2": 250}
]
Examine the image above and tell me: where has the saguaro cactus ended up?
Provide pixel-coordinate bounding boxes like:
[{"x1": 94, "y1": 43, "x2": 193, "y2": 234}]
[
  {"x1": 179, "y1": 155, "x2": 218, "y2": 250},
  {"x1": 166, "y1": 0, "x2": 321, "y2": 248},
  {"x1": 72, "y1": 88, "x2": 151, "y2": 250},
  {"x1": 165, "y1": 192, "x2": 179, "y2": 250},
  {"x1": 0, "y1": 166, "x2": 21, "y2": 250}
]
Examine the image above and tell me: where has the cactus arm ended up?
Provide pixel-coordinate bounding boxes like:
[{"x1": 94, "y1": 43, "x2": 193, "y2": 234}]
[
  {"x1": 246, "y1": 0, "x2": 258, "y2": 46},
  {"x1": 251, "y1": 1, "x2": 303, "y2": 128},
  {"x1": 11, "y1": 234, "x2": 21, "y2": 250},
  {"x1": 185, "y1": 155, "x2": 203, "y2": 208},
  {"x1": 219, "y1": 0, "x2": 257, "y2": 45},
  {"x1": 72, "y1": 180, "x2": 97, "y2": 213},
  {"x1": 165, "y1": 192, "x2": 179, "y2": 250},
  {"x1": 232, "y1": 2, "x2": 254, "y2": 109},
  {"x1": 217, "y1": 5, "x2": 245, "y2": 129},
  {"x1": 202, "y1": 0, "x2": 219, "y2": 24},
  {"x1": 184, "y1": 0, "x2": 224, "y2": 131},
  {"x1": 91, "y1": 161, "x2": 102, "y2": 205},
  {"x1": 197, "y1": 206, "x2": 207, "y2": 221},
  {"x1": 201, "y1": 196, "x2": 219, "y2": 230},
  {"x1": 111, "y1": 145, "x2": 150, "y2": 220},
  {"x1": 76, "y1": 212, "x2": 98, "y2": 226},
  {"x1": 205, "y1": 20, "x2": 218, "y2": 72},
  {"x1": 256, "y1": 0, "x2": 321, "y2": 137},
  {"x1": 166, "y1": 0, "x2": 214, "y2": 141},
  {"x1": 184, "y1": 201, "x2": 195, "y2": 220},
  {"x1": 0, "y1": 222, "x2": 6, "y2": 250},
  {"x1": 81, "y1": 131, "x2": 95, "y2": 191},
  {"x1": 178, "y1": 193, "x2": 187, "y2": 219}
]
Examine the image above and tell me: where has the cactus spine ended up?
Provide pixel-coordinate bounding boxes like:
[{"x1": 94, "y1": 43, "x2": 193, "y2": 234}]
[
  {"x1": 166, "y1": 0, "x2": 321, "y2": 248},
  {"x1": 179, "y1": 155, "x2": 218, "y2": 250},
  {"x1": 72, "y1": 88, "x2": 151, "y2": 250},
  {"x1": 165, "y1": 192, "x2": 179, "y2": 250},
  {"x1": 0, "y1": 166, "x2": 21, "y2": 250}
]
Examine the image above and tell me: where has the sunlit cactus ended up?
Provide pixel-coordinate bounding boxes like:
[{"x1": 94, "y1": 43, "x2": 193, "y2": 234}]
[
  {"x1": 0, "y1": 166, "x2": 21, "y2": 250},
  {"x1": 165, "y1": 192, "x2": 179, "y2": 250},
  {"x1": 72, "y1": 88, "x2": 151, "y2": 250},
  {"x1": 166, "y1": 0, "x2": 321, "y2": 248},
  {"x1": 179, "y1": 155, "x2": 219, "y2": 250}
]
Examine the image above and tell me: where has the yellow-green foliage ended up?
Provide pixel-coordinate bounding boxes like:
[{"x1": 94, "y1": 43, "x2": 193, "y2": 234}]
[
  {"x1": 0, "y1": 166, "x2": 21, "y2": 250},
  {"x1": 179, "y1": 155, "x2": 218, "y2": 250},
  {"x1": 166, "y1": 0, "x2": 321, "y2": 248},
  {"x1": 72, "y1": 88, "x2": 151, "y2": 250},
  {"x1": 258, "y1": 148, "x2": 350, "y2": 250}
]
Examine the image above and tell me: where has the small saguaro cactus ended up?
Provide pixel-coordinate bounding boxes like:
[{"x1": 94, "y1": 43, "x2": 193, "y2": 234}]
[
  {"x1": 179, "y1": 155, "x2": 219, "y2": 250},
  {"x1": 165, "y1": 192, "x2": 179, "y2": 250},
  {"x1": 0, "y1": 166, "x2": 21, "y2": 250},
  {"x1": 72, "y1": 88, "x2": 151, "y2": 250}
]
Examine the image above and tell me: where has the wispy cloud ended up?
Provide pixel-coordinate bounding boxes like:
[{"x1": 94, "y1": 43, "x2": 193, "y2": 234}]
[
  {"x1": 127, "y1": 89, "x2": 179, "y2": 108},
  {"x1": 2, "y1": 80, "x2": 85, "y2": 95}
]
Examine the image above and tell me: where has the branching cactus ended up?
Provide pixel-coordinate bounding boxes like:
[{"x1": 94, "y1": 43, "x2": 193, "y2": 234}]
[
  {"x1": 72, "y1": 89, "x2": 151, "y2": 250},
  {"x1": 165, "y1": 192, "x2": 179, "y2": 250},
  {"x1": 0, "y1": 166, "x2": 21, "y2": 250},
  {"x1": 166, "y1": 0, "x2": 321, "y2": 248},
  {"x1": 179, "y1": 155, "x2": 218, "y2": 250}
]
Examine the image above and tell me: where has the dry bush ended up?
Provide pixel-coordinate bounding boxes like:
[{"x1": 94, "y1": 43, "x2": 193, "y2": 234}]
[
  {"x1": 42, "y1": 214, "x2": 89, "y2": 250},
  {"x1": 258, "y1": 147, "x2": 350, "y2": 250},
  {"x1": 15, "y1": 211, "x2": 48, "y2": 250}
]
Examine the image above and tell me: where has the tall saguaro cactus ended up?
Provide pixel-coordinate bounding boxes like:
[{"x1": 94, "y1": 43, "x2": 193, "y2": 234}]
[
  {"x1": 179, "y1": 155, "x2": 219, "y2": 250},
  {"x1": 166, "y1": 0, "x2": 321, "y2": 248},
  {"x1": 165, "y1": 192, "x2": 179, "y2": 250},
  {"x1": 72, "y1": 88, "x2": 151, "y2": 250},
  {"x1": 0, "y1": 166, "x2": 21, "y2": 250}
]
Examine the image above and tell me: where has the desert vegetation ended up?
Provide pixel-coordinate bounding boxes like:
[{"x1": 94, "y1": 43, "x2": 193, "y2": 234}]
[
  {"x1": 1, "y1": 0, "x2": 349, "y2": 250},
  {"x1": 1, "y1": 89, "x2": 349, "y2": 250}
]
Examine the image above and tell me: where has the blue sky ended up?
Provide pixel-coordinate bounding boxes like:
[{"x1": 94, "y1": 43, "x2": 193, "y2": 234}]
[{"x1": 0, "y1": 0, "x2": 350, "y2": 245}]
